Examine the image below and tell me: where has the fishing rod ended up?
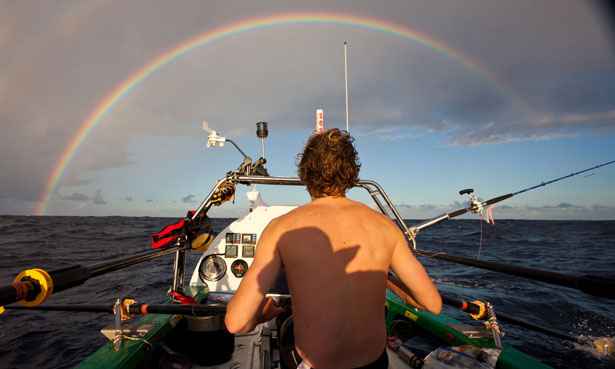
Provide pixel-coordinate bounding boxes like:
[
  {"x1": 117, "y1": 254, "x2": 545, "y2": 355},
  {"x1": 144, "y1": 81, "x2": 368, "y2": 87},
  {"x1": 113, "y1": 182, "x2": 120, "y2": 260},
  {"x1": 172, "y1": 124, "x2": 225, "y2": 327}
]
[
  {"x1": 404, "y1": 159, "x2": 615, "y2": 300},
  {"x1": 0, "y1": 244, "x2": 185, "y2": 308},
  {"x1": 386, "y1": 274, "x2": 614, "y2": 357},
  {"x1": 410, "y1": 159, "x2": 615, "y2": 234}
]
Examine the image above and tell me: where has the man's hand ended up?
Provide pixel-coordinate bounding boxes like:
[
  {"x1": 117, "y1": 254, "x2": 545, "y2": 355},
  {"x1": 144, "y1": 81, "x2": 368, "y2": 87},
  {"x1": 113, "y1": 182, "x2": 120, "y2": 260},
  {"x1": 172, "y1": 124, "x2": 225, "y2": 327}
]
[
  {"x1": 260, "y1": 297, "x2": 286, "y2": 323},
  {"x1": 225, "y1": 219, "x2": 284, "y2": 333}
]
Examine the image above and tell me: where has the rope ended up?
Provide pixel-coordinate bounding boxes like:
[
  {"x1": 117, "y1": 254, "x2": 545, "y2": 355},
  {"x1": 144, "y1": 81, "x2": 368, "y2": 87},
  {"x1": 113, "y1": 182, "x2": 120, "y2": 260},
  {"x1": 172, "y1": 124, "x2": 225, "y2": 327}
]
[{"x1": 121, "y1": 335, "x2": 152, "y2": 349}]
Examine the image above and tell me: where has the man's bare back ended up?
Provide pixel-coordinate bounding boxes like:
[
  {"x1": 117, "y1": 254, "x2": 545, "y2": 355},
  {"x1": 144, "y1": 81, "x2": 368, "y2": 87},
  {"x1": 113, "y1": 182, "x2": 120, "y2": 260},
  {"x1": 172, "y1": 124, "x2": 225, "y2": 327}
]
[{"x1": 271, "y1": 196, "x2": 441, "y2": 368}]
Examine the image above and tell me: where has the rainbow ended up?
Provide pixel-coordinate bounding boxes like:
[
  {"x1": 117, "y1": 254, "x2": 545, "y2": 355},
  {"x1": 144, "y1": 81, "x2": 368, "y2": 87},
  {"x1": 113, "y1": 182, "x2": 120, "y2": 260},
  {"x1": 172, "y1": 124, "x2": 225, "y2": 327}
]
[{"x1": 36, "y1": 12, "x2": 525, "y2": 215}]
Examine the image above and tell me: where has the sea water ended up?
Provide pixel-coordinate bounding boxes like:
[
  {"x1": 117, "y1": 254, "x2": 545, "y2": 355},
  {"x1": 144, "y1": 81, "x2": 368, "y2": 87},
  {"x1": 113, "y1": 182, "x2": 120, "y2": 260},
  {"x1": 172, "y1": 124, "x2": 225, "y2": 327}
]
[{"x1": 0, "y1": 216, "x2": 613, "y2": 369}]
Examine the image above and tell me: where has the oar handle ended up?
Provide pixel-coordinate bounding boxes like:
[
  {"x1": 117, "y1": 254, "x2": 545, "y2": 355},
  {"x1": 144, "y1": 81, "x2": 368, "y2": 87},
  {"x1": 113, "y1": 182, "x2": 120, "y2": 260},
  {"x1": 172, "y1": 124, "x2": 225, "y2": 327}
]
[{"x1": 0, "y1": 282, "x2": 39, "y2": 306}]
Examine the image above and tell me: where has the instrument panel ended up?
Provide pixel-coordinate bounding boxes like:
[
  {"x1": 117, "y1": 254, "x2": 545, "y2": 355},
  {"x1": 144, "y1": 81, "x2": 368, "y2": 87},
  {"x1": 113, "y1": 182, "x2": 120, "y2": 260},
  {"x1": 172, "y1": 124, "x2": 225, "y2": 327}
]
[
  {"x1": 199, "y1": 233, "x2": 256, "y2": 284},
  {"x1": 190, "y1": 205, "x2": 297, "y2": 293}
]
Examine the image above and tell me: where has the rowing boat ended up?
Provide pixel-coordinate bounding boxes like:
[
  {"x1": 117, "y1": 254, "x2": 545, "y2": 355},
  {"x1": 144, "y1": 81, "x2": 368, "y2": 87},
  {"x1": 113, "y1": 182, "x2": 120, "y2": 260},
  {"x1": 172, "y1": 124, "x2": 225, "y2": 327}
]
[{"x1": 73, "y1": 202, "x2": 554, "y2": 369}]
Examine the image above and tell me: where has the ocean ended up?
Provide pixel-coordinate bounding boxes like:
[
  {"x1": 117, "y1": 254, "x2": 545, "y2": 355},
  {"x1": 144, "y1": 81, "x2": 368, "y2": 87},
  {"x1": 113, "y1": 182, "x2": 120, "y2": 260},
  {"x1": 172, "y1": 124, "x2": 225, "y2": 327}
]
[{"x1": 0, "y1": 216, "x2": 613, "y2": 369}]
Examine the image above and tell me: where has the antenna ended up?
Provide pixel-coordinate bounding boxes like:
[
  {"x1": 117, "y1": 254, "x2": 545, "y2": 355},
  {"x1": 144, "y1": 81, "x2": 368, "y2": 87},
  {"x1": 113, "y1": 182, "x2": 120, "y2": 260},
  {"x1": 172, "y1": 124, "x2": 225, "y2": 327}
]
[{"x1": 344, "y1": 41, "x2": 350, "y2": 132}]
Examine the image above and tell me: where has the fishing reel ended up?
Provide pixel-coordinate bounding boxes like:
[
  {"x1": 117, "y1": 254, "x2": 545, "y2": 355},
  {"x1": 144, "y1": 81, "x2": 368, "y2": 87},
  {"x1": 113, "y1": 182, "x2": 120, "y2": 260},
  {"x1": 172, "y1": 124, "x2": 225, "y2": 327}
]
[
  {"x1": 459, "y1": 188, "x2": 494, "y2": 224},
  {"x1": 459, "y1": 188, "x2": 483, "y2": 214}
]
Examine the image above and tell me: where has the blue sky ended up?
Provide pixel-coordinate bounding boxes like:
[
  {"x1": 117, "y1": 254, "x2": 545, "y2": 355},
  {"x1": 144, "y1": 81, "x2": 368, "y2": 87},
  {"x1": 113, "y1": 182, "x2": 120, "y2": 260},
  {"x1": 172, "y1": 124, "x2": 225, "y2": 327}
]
[{"x1": 1, "y1": 1, "x2": 614, "y2": 219}]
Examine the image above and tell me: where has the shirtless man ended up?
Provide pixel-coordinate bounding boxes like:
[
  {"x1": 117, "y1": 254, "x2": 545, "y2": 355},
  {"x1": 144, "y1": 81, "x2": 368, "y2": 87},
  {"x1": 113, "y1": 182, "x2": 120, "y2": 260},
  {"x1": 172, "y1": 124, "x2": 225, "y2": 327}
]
[{"x1": 225, "y1": 128, "x2": 442, "y2": 369}]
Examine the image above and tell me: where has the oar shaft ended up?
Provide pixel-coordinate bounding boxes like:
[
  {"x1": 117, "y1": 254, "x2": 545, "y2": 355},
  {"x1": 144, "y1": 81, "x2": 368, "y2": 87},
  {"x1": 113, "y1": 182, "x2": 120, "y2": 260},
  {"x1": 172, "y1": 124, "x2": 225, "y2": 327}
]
[
  {"x1": 0, "y1": 245, "x2": 183, "y2": 307},
  {"x1": 416, "y1": 251, "x2": 615, "y2": 300},
  {"x1": 5, "y1": 304, "x2": 113, "y2": 313},
  {"x1": 494, "y1": 311, "x2": 577, "y2": 342},
  {"x1": 88, "y1": 246, "x2": 181, "y2": 277},
  {"x1": 4, "y1": 303, "x2": 226, "y2": 316},
  {"x1": 129, "y1": 303, "x2": 226, "y2": 316}
]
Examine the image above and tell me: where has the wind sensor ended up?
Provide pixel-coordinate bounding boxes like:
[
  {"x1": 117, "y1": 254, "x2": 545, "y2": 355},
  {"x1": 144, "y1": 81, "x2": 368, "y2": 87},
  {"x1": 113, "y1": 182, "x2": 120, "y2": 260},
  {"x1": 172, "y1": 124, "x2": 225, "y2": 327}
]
[{"x1": 202, "y1": 120, "x2": 269, "y2": 177}]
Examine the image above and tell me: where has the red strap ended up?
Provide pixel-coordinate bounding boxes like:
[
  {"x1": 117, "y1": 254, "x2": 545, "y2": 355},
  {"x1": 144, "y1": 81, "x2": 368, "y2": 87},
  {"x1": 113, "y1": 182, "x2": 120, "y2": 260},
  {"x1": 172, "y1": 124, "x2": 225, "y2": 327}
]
[
  {"x1": 150, "y1": 210, "x2": 198, "y2": 249},
  {"x1": 169, "y1": 291, "x2": 197, "y2": 305},
  {"x1": 151, "y1": 219, "x2": 186, "y2": 249},
  {"x1": 151, "y1": 235, "x2": 179, "y2": 249}
]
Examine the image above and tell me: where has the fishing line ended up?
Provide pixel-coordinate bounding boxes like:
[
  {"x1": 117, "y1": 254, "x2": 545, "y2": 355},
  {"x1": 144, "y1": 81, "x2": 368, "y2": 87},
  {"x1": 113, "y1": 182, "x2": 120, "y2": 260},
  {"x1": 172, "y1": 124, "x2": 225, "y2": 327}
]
[{"x1": 478, "y1": 216, "x2": 484, "y2": 260}]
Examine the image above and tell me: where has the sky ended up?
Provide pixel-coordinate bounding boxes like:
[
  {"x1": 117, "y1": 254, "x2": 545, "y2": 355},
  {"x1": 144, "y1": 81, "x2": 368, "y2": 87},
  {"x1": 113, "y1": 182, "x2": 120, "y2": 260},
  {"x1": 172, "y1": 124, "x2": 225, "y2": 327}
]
[{"x1": 1, "y1": 0, "x2": 614, "y2": 219}]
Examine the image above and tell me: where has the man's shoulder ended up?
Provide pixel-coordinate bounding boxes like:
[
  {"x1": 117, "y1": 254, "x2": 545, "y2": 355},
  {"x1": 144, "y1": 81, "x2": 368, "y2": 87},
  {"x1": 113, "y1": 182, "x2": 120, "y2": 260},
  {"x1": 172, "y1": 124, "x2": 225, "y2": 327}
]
[{"x1": 347, "y1": 199, "x2": 397, "y2": 224}]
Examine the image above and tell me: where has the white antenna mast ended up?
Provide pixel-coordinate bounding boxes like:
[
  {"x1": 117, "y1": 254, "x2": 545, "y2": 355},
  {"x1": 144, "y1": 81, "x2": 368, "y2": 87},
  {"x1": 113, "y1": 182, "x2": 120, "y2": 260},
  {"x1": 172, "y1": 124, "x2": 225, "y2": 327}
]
[{"x1": 344, "y1": 41, "x2": 350, "y2": 132}]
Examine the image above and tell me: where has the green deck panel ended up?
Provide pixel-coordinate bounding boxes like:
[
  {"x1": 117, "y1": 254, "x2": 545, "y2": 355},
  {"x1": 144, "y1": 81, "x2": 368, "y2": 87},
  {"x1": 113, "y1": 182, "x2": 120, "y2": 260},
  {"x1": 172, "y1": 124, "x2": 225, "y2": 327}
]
[
  {"x1": 76, "y1": 314, "x2": 176, "y2": 369},
  {"x1": 385, "y1": 290, "x2": 554, "y2": 369}
]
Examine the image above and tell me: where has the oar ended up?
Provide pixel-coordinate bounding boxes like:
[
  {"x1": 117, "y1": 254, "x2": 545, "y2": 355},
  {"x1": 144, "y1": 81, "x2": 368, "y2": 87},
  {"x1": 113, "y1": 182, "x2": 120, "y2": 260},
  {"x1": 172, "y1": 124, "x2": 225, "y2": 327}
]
[
  {"x1": 3, "y1": 303, "x2": 226, "y2": 316},
  {"x1": 0, "y1": 245, "x2": 184, "y2": 307},
  {"x1": 414, "y1": 251, "x2": 615, "y2": 300},
  {"x1": 387, "y1": 274, "x2": 615, "y2": 357}
]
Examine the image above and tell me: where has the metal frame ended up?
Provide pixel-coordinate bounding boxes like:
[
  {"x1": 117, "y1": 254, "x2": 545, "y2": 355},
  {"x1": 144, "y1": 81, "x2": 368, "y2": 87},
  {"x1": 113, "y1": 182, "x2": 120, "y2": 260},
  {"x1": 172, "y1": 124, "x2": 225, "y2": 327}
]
[
  {"x1": 170, "y1": 174, "x2": 414, "y2": 292},
  {"x1": 235, "y1": 175, "x2": 413, "y2": 243}
]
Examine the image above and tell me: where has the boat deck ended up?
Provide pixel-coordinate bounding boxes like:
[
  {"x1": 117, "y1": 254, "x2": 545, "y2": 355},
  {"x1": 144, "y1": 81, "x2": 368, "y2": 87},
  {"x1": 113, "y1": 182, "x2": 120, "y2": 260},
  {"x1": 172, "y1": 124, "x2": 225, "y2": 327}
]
[{"x1": 191, "y1": 321, "x2": 409, "y2": 369}]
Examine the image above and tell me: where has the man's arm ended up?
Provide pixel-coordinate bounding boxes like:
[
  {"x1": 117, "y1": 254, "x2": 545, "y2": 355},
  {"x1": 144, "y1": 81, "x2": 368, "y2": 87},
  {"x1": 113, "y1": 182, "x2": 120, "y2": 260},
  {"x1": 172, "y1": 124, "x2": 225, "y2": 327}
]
[
  {"x1": 225, "y1": 218, "x2": 285, "y2": 333},
  {"x1": 389, "y1": 233, "x2": 442, "y2": 314}
]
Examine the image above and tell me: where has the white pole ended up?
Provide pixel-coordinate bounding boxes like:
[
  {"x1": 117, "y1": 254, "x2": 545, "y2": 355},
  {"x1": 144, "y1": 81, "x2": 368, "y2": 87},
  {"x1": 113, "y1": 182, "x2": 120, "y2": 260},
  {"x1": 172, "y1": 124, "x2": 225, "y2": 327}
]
[
  {"x1": 260, "y1": 137, "x2": 265, "y2": 158},
  {"x1": 344, "y1": 41, "x2": 350, "y2": 132}
]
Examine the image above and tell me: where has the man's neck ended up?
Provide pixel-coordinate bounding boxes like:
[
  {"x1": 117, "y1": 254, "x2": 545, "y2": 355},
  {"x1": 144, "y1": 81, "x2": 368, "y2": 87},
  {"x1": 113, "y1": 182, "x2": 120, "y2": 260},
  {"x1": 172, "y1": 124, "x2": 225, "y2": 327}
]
[{"x1": 311, "y1": 194, "x2": 347, "y2": 202}]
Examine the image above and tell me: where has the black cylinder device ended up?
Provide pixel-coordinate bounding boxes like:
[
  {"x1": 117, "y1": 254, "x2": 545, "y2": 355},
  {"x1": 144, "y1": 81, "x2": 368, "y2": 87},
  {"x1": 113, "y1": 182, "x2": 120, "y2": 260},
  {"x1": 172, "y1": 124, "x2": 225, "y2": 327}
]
[{"x1": 256, "y1": 121, "x2": 268, "y2": 139}]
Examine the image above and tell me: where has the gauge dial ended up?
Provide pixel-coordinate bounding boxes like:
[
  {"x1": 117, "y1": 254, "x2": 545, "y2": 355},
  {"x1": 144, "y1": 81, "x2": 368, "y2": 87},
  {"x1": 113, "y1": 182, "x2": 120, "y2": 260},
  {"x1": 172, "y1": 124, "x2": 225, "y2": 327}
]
[
  {"x1": 230, "y1": 259, "x2": 249, "y2": 278},
  {"x1": 199, "y1": 255, "x2": 227, "y2": 282}
]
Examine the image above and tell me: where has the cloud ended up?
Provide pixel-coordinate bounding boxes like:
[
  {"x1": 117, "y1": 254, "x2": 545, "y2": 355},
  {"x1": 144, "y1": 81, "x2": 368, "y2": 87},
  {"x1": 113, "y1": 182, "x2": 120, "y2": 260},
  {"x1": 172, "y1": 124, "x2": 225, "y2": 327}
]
[
  {"x1": 554, "y1": 202, "x2": 579, "y2": 209},
  {"x1": 447, "y1": 107, "x2": 615, "y2": 146},
  {"x1": 182, "y1": 194, "x2": 196, "y2": 203},
  {"x1": 93, "y1": 189, "x2": 107, "y2": 205},
  {"x1": 125, "y1": 196, "x2": 133, "y2": 202},
  {"x1": 353, "y1": 125, "x2": 425, "y2": 141},
  {"x1": 62, "y1": 192, "x2": 90, "y2": 202}
]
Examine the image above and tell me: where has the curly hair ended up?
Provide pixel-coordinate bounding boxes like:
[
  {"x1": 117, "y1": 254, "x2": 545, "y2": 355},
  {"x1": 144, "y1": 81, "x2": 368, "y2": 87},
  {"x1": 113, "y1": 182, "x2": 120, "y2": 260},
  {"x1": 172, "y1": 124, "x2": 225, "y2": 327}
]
[{"x1": 297, "y1": 128, "x2": 361, "y2": 198}]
